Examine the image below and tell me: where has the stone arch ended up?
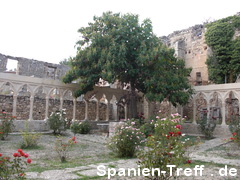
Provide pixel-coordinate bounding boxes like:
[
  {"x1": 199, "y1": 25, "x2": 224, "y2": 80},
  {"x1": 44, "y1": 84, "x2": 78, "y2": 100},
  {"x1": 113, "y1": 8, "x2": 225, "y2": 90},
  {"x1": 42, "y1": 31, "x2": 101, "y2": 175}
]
[
  {"x1": 0, "y1": 82, "x2": 14, "y2": 113},
  {"x1": 48, "y1": 88, "x2": 61, "y2": 116},
  {"x1": 209, "y1": 91, "x2": 222, "y2": 124},
  {"x1": 195, "y1": 92, "x2": 207, "y2": 123},
  {"x1": 75, "y1": 95, "x2": 85, "y2": 120},
  {"x1": 16, "y1": 84, "x2": 31, "y2": 120},
  {"x1": 0, "y1": 81, "x2": 15, "y2": 94},
  {"x1": 225, "y1": 91, "x2": 239, "y2": 125},
  {"x1": 62, "y1": 90, "x2": 74, "y2": 120},
  {"x1": 33, "y1": 86, "x2": 46, "y2": 120}
]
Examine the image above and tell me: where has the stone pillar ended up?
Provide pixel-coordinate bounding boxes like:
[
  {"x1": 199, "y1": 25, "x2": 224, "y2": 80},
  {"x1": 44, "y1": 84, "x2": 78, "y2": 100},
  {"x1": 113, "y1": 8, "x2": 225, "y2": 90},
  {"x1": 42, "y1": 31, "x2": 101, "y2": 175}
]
[
  {"x1": 73, "y1": 98, "x2": 76, "y2": 120},
  {"x1": 29, "y1": 95, "x2": 34, "y2": 120},
  {"x1": 193, "y1": 101, "x2": 196, "y2": 124},
  {"x1": 207, "y1": 102, "x2": 210, "y2": 120},
  {"x1": 84, "y1": 100, "x2": 88, "y2": 120},
  {"x1": 124, "y1": 104, "x2": 128, "y2": 120},
  {"x1": 106, "y1": 101, "x2": 110, "y2": 121},
  {"x1": 95, "y1": 100, "x2": 99, "y2": 121},
  {"x1": 221, "y1": 102, "x2": 226, "y2": 126},
  {"x1": 12, "y1": 94, "x2": 17, "y2": 116},
  {"x1": 45, "y1": 96, "x2": 49, "y2": 120},
  {"x1": 112, "y1": 102, "x2": 118, "y2": 121},
  {"x1": 60, "y1": 97, "x2": 63, "y2": 110}
]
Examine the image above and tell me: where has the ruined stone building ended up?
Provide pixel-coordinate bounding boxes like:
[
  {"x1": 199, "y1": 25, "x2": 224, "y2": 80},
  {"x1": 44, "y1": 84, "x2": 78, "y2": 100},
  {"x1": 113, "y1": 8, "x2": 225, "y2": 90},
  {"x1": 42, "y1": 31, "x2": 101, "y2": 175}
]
[{"x1": 161, "y1": 24, "x2": 210, "y2": 86}]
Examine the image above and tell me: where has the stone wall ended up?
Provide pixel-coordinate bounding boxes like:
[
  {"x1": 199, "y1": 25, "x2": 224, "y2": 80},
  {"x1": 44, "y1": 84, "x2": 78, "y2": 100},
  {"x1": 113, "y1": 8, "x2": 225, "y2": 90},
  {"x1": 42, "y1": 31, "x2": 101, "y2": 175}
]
[
  {"x1": 161, "y1": 24, "x2": 210, "y2": 86},
  {"x1": 0, "y1": 53, "x2": 70, "y2": 80}
]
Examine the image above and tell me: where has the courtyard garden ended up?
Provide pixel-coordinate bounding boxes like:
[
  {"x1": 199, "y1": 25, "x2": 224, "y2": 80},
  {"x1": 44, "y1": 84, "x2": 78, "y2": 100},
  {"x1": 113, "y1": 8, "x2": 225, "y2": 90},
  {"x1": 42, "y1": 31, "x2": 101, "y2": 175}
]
[{"x1": 1, "y1": 111, "x2": 240, "y2": 180}]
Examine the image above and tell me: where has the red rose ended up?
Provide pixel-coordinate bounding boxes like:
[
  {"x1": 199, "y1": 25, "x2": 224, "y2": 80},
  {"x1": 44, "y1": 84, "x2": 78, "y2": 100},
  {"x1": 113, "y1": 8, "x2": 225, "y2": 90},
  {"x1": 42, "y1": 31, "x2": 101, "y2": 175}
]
[
  {"x1": 27, "y1": 158, "x2": 32, "y2": 164},
  {"x1": 18, "y1": 149, "x2": 23, "y2": 153},
  {"x1": 168, "y1": 132, "x2": 174, "y2": 136},
  {"x1": 19, "y1": 173, "x2": 25, "y2": 177},
  {"x1": 176, "y1": 125, "x2": 182, "y2": 129},
  {"x1": 24, "y1": 153, "x2": 29, "y2": 158},
  {"x1": 13, "y1": 153, "x2": 19, "y2": 157},
  {"x1": 72, "y1": 136, "x2": 76, "y2": 141},
  {"x1": 177, "y1": 131, "x2": 182, "y2": 136},
  {"x1": 0, "y1": 153, "x2": 2, "y2": 157},
  {"x1": 233, "y1": 132, "x2": 237, "y2": 136},
  {"x1": 187, "y1": 160, "x2": 191, "y2": 163},
  {"x1": 148, "y1": 134, "x2": 152, "y2": 137}
]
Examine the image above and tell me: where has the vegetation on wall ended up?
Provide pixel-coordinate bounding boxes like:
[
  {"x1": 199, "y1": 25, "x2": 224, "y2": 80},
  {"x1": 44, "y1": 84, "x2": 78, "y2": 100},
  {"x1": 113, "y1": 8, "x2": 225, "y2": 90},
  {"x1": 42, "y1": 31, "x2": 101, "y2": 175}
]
[
  {"x1": 205, "y1": 15, "x2": 240, "y2": 83},
  {"x1": 63, "y1": 12, "x2": 192, "y2": 118}
]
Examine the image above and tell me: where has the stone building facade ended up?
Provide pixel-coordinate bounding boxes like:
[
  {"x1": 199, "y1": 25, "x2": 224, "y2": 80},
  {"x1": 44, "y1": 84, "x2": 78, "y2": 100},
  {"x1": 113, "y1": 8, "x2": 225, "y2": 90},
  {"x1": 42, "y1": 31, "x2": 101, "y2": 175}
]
[{"x1": 161, "y1": 24, "x2": 210, "y2": 86}]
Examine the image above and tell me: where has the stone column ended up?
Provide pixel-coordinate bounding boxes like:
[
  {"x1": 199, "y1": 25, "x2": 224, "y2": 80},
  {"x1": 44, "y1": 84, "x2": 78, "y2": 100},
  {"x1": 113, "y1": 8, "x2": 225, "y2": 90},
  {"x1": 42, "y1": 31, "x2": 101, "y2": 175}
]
[
  {"x1": 193, "y1": 101, "x2": 196, "y2": 124},
  {"x1": 12, "y1": 94, "x2": 17, "y2": 116},
  {"x1": 84, "y1": 100, "x2": 88, "y2": 120},
  {"x1": 29, "y1": 95, "x2": 34, "y2": 121},
  {"x1": 207, "y1": 102, "x2": 210, "y2": 120},
  {"x1": 73, "y1": 98, "x2": 76, "y2": 120},
  {"x1": 45, "y1": 96, "x2": 49, "y2": 120},
  {"x1": 221, "y1": 102, "x2": 226, "y2": 126},
  {"x1": 106, "y1": 101, "x2": 110, "y2": 121},
  {"x1": 60, "y1": 97, "x2": 63, "y2": 110},
  {"x1": 95, "y1": 100, "x2": 99, "y2": 121},
  {"x1": 124, "y1": 104, "x2": 128, "y2": 120}
]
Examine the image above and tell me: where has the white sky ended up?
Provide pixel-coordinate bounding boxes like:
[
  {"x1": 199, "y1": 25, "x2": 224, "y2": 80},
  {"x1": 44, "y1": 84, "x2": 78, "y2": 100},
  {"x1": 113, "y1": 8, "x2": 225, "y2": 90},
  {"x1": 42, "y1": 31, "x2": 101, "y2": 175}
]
[{"x1": 0, "y1": 0, "x2": 239, "y2": 64}]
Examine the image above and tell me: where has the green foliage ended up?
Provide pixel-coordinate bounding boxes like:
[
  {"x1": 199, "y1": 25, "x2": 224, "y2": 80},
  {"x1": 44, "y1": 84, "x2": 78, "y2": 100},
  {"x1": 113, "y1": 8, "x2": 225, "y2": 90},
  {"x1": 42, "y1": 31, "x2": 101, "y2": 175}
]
[
  {"x1": 138, "y1": 114, "x2": 189, "y2": 180},
  {"x1": 70, "y1": 120, "x2": 91, "y2": 134},
  {"x1": 205, "y1": 15, "x2": 240, "y2": 83},
  {"x1": 63, "y1": 12, "x2": 192, "y2": 111},
  {"x1": 198, "y1": 117, "x2": 216, "y2": 139},
  {"x1": 140, "y1": 120, "x2": 155, "y2": 138},
  {"x1": 108, "y1": 123, "x2": 146, "y2": 158},
  {"x1": 47, "y1": 110, "x2": 67, "y2": 135},
  {"x1": 20, "y1": 122, "x2": 41, "y2": 149},
  {"x1": 0, "y1": 112, "x2": 15, "y2": 140},
  {"x1": 54, "y1": 136, "x2": 77, "y2": 163}
]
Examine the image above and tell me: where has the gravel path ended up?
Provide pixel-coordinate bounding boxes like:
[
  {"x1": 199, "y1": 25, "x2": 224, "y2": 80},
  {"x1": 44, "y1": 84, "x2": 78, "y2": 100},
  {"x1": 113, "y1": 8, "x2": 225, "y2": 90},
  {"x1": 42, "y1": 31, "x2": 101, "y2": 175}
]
[{"x1": 1, "y1": 132, "x2": 240, "y2": 180}]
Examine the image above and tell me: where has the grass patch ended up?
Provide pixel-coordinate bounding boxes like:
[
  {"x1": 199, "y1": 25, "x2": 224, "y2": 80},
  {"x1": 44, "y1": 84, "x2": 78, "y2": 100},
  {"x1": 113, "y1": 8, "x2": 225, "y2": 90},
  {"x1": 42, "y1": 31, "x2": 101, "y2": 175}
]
[{"x1": 27, "y1": 153, "x2": 122, "y2": 173}]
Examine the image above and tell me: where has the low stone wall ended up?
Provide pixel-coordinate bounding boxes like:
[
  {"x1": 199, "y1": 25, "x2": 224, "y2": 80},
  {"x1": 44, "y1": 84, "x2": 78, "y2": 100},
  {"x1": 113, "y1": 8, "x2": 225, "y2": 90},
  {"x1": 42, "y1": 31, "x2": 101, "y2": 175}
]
[{"x1": 182, "y1": 123, "x2": 232, "y2": 137}]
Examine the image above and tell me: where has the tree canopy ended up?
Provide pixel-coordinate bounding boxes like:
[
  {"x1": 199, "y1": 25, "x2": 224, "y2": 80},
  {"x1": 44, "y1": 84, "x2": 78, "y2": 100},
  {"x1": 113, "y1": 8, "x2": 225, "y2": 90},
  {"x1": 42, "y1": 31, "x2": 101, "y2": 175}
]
[
  {"x1": 205, "y1": 15, "x2": 240, "y2": 83},
  {"x1": 63, "y1": 12, "x2": 192, "y2": 116}
]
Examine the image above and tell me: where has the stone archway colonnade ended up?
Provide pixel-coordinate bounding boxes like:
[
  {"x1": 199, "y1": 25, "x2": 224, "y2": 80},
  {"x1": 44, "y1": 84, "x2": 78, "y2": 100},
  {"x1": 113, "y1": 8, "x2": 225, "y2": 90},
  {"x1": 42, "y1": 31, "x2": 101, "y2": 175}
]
[{"x1": 0, "y1": 72, "x2": 128, "y2": 122}]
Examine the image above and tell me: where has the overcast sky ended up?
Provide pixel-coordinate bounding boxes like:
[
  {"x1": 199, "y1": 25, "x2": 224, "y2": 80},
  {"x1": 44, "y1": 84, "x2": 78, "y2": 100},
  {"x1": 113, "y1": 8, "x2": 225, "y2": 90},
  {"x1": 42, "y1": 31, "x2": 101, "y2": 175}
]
[{"x1": 0, "y1": 0, "x2": 239, "y2": 64}]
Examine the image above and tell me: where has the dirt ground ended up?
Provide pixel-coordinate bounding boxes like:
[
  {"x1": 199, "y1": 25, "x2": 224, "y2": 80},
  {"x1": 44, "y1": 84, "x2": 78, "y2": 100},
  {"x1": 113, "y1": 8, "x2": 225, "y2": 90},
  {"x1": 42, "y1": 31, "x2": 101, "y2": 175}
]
[{"x1": 0, "y1": 131, "x2": 240, "y2": 180}]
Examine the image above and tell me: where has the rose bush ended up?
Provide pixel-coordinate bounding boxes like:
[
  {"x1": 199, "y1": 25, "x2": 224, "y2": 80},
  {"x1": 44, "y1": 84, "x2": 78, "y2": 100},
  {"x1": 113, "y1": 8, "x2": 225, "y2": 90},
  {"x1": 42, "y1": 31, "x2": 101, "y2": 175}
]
[
  {"x1": 54, "y1": 136, "x2": 77, "y2": 163},
  {"x1": 138, "y1": 113, "x2": 190, "y2": 180},
  {"x1": 108, "y1": 122, "x2": 146, "y2": 158},
  {"x1": 0, "y1": 149, "x2": 32, "y2": 179}
]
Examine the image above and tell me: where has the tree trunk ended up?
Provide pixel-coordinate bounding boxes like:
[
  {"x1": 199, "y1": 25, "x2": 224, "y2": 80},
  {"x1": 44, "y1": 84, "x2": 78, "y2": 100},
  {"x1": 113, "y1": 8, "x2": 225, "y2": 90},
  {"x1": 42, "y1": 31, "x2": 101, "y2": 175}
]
[{"x1": 129, "y1": 84, "x2": 138, "y2": 119}]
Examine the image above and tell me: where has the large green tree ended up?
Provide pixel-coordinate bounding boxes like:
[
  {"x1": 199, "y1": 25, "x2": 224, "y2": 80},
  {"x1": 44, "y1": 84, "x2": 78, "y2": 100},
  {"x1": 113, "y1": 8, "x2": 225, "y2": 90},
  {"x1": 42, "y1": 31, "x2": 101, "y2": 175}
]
[
  {"x1": 63, "y1": 12, "x2": 192, "y2": 118},
  {"x1": 205, "y1": 15, "x2": 240, "y2": 83}
]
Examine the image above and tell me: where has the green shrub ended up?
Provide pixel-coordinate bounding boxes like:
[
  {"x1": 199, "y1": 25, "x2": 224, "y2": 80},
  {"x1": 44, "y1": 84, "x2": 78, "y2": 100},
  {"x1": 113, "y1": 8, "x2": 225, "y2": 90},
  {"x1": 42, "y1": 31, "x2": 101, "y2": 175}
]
[
  {"x1": 47, "y1": 109, "x2": 67, "y2": 135},
  {"x1": 229, "y1": 116, "x2": 240, "y2": 146},
  {"x1": 138, "y1": 114, "x2": 190, "y2": 180},
  {"x1": 140, "y1": 119, "x2": 155, "y2": 138},
  {"x1": 70, "y1": 120, "x2": 91, "y2": 134},
  {"x1": 198, "y1": 116, "x2": 216, "y2": 139},
  {"x1": 20, "y1": 122, "x2": 41, "y2": 149},
  {"x1": 108, "y1": 123, "x2": 146, "y2": 158},
  {"x1": 0, "y1": 112, "x2": 15, "y2": 140}
]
